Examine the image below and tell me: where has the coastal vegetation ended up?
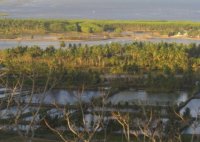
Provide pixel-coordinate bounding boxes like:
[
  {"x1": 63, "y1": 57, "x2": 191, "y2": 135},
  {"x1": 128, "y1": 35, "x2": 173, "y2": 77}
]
[
  {"x1": 0, "y1": 19, "x2": 200, "y2": 39},
  {"x1": 1, "y1": 41, "x2": 200, "y2": 91},
  {"x1": 1, "y1": 19, "x2": 200, "y2": 142}
]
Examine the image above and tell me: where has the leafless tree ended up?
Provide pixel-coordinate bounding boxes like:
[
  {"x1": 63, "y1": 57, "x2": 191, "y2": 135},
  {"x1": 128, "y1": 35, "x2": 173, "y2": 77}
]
[{"x1": 44, "y1": 87, "x2": 108, "y2": 142}]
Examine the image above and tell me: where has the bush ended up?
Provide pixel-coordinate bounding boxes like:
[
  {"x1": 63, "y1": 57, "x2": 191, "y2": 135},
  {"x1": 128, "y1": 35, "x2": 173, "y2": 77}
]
[{"x1": 80, "y1": 23, "x2": 103, "y2": 33}]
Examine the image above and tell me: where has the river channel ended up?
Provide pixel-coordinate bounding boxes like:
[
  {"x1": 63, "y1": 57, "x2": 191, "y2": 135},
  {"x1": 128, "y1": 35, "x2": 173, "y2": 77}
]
[{"x1": 0, "y1": 37, "x2": 200, "y2": 49}]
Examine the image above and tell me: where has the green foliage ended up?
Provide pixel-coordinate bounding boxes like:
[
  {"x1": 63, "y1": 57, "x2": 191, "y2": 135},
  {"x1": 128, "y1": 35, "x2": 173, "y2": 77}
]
[
  {"x1": 60, "y1": 41, "x2": 66, "y2": 48},
  {"x1": 80, "y1": 22, "x2": 103, "y2": 33},
  {"x1": 1, "y1": 41, "x2": 200, "y2": 89},
  {"x1": 27, "y1": 46, "x2": 43, "y2": 57},
  {"x1": 123, "y1": 64, "x2": 139, "y2": 74},
  {"x1": 49, "y1": 22, "x2": 65, "y2": 32},
  {"x1": 114, "y1": 28, "x2": 122, "y2": 33},
  {"x1": 65, "y1": 24, "x2": 78, "y2": 32},
  {"x1": 1, "y1": 19, "x2": 200, "y2": 37}
]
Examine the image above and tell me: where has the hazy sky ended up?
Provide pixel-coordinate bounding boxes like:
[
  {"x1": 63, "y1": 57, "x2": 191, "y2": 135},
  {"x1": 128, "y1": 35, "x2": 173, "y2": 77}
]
[{"x1": 1, "y1": 0, "x2": 200, "y2": 20}]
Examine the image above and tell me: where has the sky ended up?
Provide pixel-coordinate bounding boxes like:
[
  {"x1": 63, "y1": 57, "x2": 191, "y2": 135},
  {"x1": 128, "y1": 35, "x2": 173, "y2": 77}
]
[{"x1": 0, "y1": 0, "x2": 200, "y2": 20}]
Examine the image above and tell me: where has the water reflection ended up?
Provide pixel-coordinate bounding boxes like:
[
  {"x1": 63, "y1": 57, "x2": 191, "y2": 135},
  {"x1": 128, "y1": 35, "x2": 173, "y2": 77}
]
[
  {"x1": 25, "y1": 90, "x2": 101, "y2": 105},
  {"x1": 180, "y1": 99, "x2": 200, "y2": 118},
  {"x1": 22, "y1": 89, "x2": 189, "y2": 106},
  {"x1": 1, "y1": 38, "x2": 200, "y2": 49},
  {"x1": 107, "y1": 90, "x2": 188, "y2": 105}
]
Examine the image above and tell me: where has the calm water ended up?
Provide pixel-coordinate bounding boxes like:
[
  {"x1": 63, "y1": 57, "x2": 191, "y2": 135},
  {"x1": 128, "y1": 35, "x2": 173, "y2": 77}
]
[
  {"x1": 0, "y1": 88, "x2": 196, "y2": 133},
  {"x1": 22, "y1": 89, "x2": 188, "y2": 106},
  {"x1": 147, "y1": 38, "x2": 200, "y2": 45},
  {"x1": 181, "y1": 97, "x2": 200, "y2": 134},
  {"x1": 0, "y1": 0, "x2": 200, "y2": 21},
  {"x1": 180, "y1": 98, "x2": 200, "y2": 118},
  {"x1": 107, "y1": 90, "x2": 188, "y2": 106},
  {"x1": 1, "y1": 38, "x2": 200, "y2": 49},
  {"x1": 24, "y1": 90, "x2": 102, "y2": 105},
  {"x1": 0, "y1": 38, "x2": 133, "y2": 49},
  {"x1": 182, "y1": 122, "x2": 200, "y2": 135}
]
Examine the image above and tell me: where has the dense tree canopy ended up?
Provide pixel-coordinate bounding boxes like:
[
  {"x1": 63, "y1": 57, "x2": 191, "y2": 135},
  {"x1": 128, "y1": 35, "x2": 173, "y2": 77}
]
[{"x1": 0, "y1": 41, "x2": 200, "y2": 90}]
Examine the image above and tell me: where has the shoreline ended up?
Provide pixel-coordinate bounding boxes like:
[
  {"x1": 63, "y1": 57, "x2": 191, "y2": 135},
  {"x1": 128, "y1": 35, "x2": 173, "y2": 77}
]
[
  {"x1": 0, "y1": 34, "x2": 200, "y2": 43},
  {"x1": 0, "y1": 32, "x2": 200, "y2": 42}
]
